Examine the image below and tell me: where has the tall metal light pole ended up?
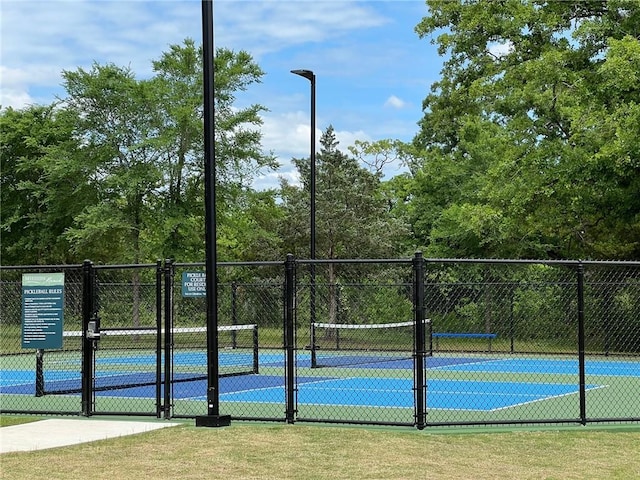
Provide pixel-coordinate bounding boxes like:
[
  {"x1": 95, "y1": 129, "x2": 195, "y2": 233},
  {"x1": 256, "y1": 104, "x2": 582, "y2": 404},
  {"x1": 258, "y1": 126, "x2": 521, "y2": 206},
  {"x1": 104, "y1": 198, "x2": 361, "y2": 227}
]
[
  {"x1": 196, "y1": 0, "x2": 230, "y2": 428},
  {"x1": 290, "y1": 69, "x2": 316, "y2": 262},
  {"x1": 291, "y1": 69, "x2": 316, "y2": 328}
]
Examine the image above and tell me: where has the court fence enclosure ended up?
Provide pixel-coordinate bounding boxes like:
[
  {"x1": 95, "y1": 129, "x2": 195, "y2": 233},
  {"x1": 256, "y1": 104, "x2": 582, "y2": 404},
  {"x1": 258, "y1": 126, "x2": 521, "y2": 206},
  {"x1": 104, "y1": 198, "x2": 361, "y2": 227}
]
[{"x1": 1, "y1": 255, "x2": 639, "y2": 429}]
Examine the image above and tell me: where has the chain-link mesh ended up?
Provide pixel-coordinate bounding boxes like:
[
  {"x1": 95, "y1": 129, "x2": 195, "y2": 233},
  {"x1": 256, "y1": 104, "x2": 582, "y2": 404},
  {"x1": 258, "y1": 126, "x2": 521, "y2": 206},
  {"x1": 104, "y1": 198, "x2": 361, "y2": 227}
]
[
  {"x1": 0, "y1": 265, "x2": 83, "y2": 413},
  {"x1": 170, "y1": 262, "x2": 285, "y2": 420},
  {"x1": 425, "y1": 262, "x2": 579, "y2": 355},
  {"x1": 423, "y1": 262, "x2": 578, "y2": 425},
  {"x1": 583, "y1": 264, "x2": 640, "y2": 420},
  {"x1": 423, "y1": 261, "x2": 639, "y2": 426},
  {"x1": 91, "y1": 264, "x2": 161, "y2": 416},
  {"x1": 2, "y1": 259, "x2": 638, "y2": 427},
  {"x1": 294, "y1": 260, "x2": 417, "y2": 426}
]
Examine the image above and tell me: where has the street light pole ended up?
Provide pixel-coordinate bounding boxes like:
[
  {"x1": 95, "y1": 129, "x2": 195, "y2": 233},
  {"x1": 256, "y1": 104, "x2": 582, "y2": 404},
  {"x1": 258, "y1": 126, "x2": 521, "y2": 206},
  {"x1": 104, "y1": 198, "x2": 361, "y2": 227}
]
[
  {"x1": 291, "y1": 69, "x2": 317, "y2": 333},
  {"x1": 290, "y1": 69, "x2": 316, "y2": 263}
]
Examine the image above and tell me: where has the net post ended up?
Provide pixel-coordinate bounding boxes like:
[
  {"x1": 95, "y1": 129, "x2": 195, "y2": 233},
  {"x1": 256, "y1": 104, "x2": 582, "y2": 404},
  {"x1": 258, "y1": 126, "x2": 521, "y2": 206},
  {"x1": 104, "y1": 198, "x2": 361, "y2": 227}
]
[
  {"x1": 231, "y1": 282, "x2": 238, "y2": 348},
  {"x1": 284, "y1": 253, "x2": 296, "y2": 424},
  {"x1": 253, "y1": 325, "x2": 259, "y2": 374},
  {"x1": 413, "y1": 251, "x2": 427, "y2": 430},
  {"x1": 35, "y1": 349, "x2": 45, "y2": 397},
  {"x1": 310, "y1": 323, "x2": 317, "y2": 368}
]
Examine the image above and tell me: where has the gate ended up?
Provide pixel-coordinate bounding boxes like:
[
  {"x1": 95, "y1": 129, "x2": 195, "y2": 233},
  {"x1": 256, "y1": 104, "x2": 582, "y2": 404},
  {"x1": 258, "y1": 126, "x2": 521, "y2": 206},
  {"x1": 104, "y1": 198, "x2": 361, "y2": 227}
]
[{"x1": 88, "y1": 262, "x2": 163, "y2": 417}]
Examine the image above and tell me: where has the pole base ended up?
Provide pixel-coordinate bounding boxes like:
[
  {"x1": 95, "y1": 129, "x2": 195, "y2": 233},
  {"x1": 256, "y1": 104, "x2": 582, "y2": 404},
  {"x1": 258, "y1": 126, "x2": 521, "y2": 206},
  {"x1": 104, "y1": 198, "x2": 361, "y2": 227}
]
[{"x1": 195, "y1": 415, "x2": 231, "y2": 427}]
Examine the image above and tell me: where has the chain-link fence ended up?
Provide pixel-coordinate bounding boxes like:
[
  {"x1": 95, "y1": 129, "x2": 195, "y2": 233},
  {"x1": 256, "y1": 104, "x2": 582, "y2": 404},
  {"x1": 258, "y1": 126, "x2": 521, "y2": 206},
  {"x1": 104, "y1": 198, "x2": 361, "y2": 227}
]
[
  {"x1": 0, "y1": 264, "x2": 84, "y2": 414},
  {"x1": 169, "y1": 260, "x2": 285, "y2": 420},
  {"x1": 294, "y1": 258, "x2": 419, "y2": 426},
  {"x1": 91, "y1": 263, "x2": 162, "y2": 417},
  {"x1": 421, "y1": 260, "x2": 640, "y2": 426},
  {"x1": 1, "y1": 257, "x2": 638, "y2": 428}
]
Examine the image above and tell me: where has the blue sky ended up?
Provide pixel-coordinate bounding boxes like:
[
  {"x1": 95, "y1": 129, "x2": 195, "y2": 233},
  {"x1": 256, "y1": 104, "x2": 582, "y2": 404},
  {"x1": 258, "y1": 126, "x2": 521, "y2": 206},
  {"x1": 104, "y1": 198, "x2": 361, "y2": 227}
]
[{"x1": 1, "y1": 0, "x2": 443, "y2": 189}]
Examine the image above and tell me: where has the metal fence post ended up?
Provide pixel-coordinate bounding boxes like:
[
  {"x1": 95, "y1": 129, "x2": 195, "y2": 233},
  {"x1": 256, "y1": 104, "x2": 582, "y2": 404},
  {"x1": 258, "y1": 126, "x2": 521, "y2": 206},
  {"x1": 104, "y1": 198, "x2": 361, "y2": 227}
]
[
  {"x1": 284, "y1": 254, "x2": 296, "y2": 424},
  {"x1": 155, "y1": 259, "x2": 163, "y2": 419},
  {"x1": 413, "y1": 251, "x2": 427, "y2": 430},
  {"x1": 164, "y1": 259, "x2": 174, "y2": 420},
  {"x1": 81, "y1": 259, "x2": 95, "y2": 416},
  {"x1": 35, "y1": 349, "x2": 45, "y2": 397},
  {"x1": 577, "y1": 262, "x2": 587, "y2": 425}
]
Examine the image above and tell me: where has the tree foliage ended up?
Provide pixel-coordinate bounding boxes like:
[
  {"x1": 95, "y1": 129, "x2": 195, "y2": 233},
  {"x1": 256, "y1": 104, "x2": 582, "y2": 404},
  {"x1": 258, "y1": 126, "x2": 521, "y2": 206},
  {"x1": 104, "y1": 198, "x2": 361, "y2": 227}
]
[
  {"x1": 2, "y1": 4, "x2": 639, "y2": 266},
  {"x1": 1, "y1": 40, "x2": 276, "y2": 265},
  {"x1": 279, "y1": 126, "x2": 409, "y2": 260},
  {"x1": 0, "y1": 105, "x2": 88, "y2": 264},
  {"x1": 411, "y1": 0, "x2": 640, "y2": 259}
]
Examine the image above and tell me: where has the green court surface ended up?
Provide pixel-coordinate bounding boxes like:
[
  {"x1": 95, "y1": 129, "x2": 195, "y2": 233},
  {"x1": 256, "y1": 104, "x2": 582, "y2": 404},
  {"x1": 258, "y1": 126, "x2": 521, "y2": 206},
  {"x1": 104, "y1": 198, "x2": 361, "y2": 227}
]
[{"x1": 2, "y1": 350, "x2": 638, "y2": 426}]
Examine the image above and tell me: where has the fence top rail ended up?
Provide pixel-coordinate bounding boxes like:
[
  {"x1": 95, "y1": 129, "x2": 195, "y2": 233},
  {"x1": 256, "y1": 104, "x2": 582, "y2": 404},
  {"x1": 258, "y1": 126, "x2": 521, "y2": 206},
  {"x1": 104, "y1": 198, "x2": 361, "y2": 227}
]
[
  {"x1": 0, "y1": 264, "x2": 83, "y2": 271},
  {"x1": 423, "y1": 258, "x2": 640, "y2": 267},
  {"x1": 93, "y1": 263, "x2": 159, "y2": 270},
  {"x1": 3, "y1": 258, "x2": 639, "y2": 271},
  {"x1": 173, "y1": 259, "x2": 412, "y2": 268},
  {"x1": 173, "y1": 261, "x2": 283, "y2": 268},
  {"x1": 299, "y1": 258, "x2": 412, "y2": 266}
]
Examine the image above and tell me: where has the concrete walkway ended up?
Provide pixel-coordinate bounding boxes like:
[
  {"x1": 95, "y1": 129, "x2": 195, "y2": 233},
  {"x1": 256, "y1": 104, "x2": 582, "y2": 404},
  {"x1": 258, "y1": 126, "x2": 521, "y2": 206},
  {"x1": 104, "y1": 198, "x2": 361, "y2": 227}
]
[{"x1": 0, "y1": 418, "x2": 180, "y2": 453}]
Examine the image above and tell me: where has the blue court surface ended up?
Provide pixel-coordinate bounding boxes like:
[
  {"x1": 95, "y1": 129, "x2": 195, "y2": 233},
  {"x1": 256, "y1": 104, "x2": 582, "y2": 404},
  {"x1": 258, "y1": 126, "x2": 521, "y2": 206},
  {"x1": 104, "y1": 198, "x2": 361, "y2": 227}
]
[
  {"x1": 0, "y1": 373, "x2": 604, "y2": 413},
  {"x1": 303, "y1": 355, "x2": 639, "y2": 377},
  {"x1": 2, "y1": 354, "x2": 636, "y2": 411},
  {"x1": 214, "y1": 376, "x2": 603, "y2": 411},
  {"x1": 431, "y1": 358, "x2": 640, "y2": 377}
]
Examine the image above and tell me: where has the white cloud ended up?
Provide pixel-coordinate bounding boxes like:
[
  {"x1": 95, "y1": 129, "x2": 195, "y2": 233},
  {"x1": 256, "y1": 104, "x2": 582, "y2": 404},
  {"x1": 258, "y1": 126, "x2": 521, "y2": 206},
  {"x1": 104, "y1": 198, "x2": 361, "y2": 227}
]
[
  {"x1": 488, "y1": 41, "x2": 513, "y2": 58},
  {"x1": 253, "y1": 170, "x2": 300, "y2": 191},
  {"x1": 1, "y1": 0, "x2": 429, "y2": 191},
  {"x1": 384, "y1": 95, "x2": 406, "y2": 109},
  {"x1": 216, "y1": 1, "x2": 388, "y2": 55},
  {"x1": 334, "y1": 128, "x2": 371, "y2": 151},
  {"x1": 0, "y1": 90, "x2": 34, "y2": 110},
  {"x1": 0, "y1": 1, "x2": 389, "y2": 109},
  {"x1": 253, "y1": 111, "x2": 377, "y2": 190},
  {"x1": 260, "y1": 109, "x2": 371, "y2": 163},
  {"x1": 0, "y1": 65, "x2": 64, "y2": 109},
  {"x1": 260, "y1": 110, "x2": 315, "y2": 160}
]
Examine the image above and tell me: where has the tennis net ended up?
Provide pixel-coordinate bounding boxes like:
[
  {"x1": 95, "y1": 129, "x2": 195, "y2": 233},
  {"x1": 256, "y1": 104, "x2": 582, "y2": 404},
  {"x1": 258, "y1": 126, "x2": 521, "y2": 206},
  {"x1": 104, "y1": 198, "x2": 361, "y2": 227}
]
[
  {"x1": 309, "y1": 320, "x2": 424, "y2": 368},
  {"x1": 37, "y1": 324, "x2": 258, "y2": 395}
]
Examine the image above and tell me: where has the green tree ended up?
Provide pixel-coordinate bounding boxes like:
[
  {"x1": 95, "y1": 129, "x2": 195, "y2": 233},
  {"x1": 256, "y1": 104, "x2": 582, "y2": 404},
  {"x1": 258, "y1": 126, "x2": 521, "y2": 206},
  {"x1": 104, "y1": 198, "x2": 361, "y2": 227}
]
[
  {"x1": 3, "y1": 40, "x2": 276, "y2": 265},
  {"x1": 218, "y1": 189, "x2": 284, "y2": 261},
  {"x1": 279, "y1": 126, "x2": 409, "y2": 323},
  {"x1": 280, "y1": 126, "x2": 408, "y2": 260},
  {"x1": 1, "y1": 41, "x2": 276, "y2": 266},
  {"x1": 0, "y1": 105, "x2": 89, "y2": 264},
  {"x1": 149, "y1": 39, "x2": 277, "y2": 261},
  {"x1": 61, "y1": 63, "x2": 163, "y2": 263},
  {"x1": 412, "y1": 0, "x2": 640, "y2": 259}
]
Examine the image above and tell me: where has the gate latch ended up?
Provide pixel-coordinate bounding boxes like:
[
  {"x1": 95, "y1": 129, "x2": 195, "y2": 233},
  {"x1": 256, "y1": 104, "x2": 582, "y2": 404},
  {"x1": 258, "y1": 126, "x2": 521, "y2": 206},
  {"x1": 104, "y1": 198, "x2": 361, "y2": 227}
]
[{"x1": 86, "y1": 318, "x2": 101, "y2": 340}]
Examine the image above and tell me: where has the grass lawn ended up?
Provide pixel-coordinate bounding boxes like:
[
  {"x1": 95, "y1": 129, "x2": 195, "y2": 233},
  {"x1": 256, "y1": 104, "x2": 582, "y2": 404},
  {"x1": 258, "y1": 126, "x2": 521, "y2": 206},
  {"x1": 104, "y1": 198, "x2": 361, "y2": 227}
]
[{"x1": 1, "y1": 418, "x2": 639, "y2": 479}]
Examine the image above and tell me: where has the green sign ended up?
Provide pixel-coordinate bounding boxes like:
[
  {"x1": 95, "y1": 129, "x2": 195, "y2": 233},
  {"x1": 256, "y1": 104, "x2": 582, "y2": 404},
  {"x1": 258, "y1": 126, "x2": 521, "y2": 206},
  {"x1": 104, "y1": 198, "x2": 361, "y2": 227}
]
[
  {"x1": 182, "y1": 271, "x2": 206, "y2": 297},
  {"x1": 22, "y1": 273, "x2": 65, "y2": 349}
]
